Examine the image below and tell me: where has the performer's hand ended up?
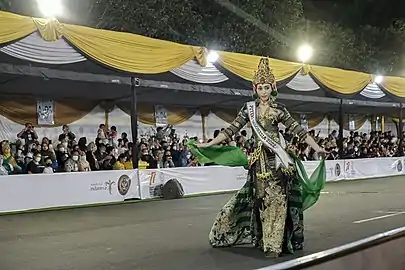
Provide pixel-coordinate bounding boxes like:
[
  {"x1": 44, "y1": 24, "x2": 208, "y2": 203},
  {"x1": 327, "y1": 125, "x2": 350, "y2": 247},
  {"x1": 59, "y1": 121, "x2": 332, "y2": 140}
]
[{"x1": 196, "y1": 143, "x2": 211, "y2": 148}]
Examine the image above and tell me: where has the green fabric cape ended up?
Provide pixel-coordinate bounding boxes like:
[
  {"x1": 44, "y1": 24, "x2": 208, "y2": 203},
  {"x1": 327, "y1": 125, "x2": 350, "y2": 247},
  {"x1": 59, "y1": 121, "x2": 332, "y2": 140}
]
[{"x1": 187, "y1": 140, "x2": 325, "y2": 211}]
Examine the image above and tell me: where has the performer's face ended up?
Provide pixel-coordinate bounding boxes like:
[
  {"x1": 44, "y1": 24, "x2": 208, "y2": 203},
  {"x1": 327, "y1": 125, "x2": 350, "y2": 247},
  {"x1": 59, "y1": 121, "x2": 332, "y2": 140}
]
[{"x1": 255, "y1": 83, "x2": 272, "y2": 101}]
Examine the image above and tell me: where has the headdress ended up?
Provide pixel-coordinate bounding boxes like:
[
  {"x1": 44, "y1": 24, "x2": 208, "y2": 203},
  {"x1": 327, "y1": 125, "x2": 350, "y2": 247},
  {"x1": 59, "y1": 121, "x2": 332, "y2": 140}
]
[{"x1": 252, "y1": 58, "x2": 276, "y2": 86}]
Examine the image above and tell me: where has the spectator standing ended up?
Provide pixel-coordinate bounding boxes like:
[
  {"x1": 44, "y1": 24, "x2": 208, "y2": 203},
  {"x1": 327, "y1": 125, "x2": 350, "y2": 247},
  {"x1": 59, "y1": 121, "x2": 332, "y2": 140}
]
[{"x1": 17, "y1": 123, "x2": 38, "y2": 146}]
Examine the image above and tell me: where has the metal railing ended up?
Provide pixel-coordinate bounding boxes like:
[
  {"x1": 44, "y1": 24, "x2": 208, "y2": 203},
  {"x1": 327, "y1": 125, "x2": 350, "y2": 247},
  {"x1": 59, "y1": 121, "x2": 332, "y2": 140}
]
[{"x1": 256, "y1": 226, "x2": 405, "y2": 270}]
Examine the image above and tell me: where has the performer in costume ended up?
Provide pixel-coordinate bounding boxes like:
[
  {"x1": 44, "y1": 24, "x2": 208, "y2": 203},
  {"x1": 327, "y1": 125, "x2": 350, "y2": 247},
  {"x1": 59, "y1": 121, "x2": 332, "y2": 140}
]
[{"x1": 193, "y1": 58, "x2": 326, "y2": 257}]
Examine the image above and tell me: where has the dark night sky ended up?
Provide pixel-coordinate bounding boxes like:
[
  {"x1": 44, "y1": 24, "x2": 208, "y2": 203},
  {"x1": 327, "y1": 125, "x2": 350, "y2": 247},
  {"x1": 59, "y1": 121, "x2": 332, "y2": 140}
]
[
  {"x1": 303, "y1": 0, "x2": 405, "y2": 27},
  {"x1": 2, "y1": 0, "x2": 405, "y2": 30},
  {"x1": 3, "y1": 0, "x2": 405, "y2": 27}
]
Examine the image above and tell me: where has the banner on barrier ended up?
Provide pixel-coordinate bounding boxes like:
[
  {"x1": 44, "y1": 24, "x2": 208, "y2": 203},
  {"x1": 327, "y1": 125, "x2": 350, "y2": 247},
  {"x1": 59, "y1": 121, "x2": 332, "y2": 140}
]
[
  {"x1": 348, "y1": 157, "x2": 405, "y2": 179},
  {"x1": 0, "y1": 170, "x2": 139, "y2": 213},
  {"x1": 304, "y1": 158, "x2": 404, "y2": 181},
  {"x1": 138, "y1": 169, "x2": 165, "y2": 199},
  {"x1": 138, "y1": 157, "x2": 405, "y2": 200},
  {"x1": 303, "y1": 160, "x2": 345, "y2": 182},
  {"x1": 1, "y1": 157, "x2": 404, "y2": 213},
  {"x1": 139, "y1": 166, "x2": 247, "y2": 200}
]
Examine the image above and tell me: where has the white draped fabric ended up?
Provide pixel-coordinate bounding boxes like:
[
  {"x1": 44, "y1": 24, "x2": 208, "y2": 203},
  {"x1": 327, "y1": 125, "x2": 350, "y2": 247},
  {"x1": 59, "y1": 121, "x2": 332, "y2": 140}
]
[
  {"x1": 0, "y1": 32, "x2": 86, "y2": 64},
  {"x1": 285, "y1": 70, "x2": 386, "y2": 99},
  {"x1": 286, "y1": 72, "x2": 320, "y2": 91},
  {"x1": 359, "y1": 83, "x2": 386, "y2": 99},
  {"x1": 170, "y1": 61, "x2": 228, "y2": 84},
  {"x1": 0, "y1": 32, "x2": 388, "y2": 100}
]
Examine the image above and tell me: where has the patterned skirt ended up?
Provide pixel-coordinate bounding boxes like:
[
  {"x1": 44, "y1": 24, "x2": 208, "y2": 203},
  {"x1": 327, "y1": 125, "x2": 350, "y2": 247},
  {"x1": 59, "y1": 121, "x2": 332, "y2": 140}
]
[{"x1": 208, "y1": 163, "x2": 304, "y2": 257}]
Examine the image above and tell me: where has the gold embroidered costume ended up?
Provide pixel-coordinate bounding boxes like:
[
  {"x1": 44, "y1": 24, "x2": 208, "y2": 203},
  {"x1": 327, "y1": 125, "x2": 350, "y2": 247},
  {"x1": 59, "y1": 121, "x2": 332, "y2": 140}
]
[{"x1": 208, "y1": 58, "x2": 307, "y2": 257}]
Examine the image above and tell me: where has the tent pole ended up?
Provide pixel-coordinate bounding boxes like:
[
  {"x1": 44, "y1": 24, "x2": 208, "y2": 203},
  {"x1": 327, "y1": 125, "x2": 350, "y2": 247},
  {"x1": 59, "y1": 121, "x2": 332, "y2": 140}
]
[
  {"x1": 130, "y1": 77, "x2": 139, "y2": 169},
  {"x1": 338, "y1": 99, "x2": 344, "y2": 159},
  {"x1": 399, "y1": 103, "x2": 403, "y2": 156}
]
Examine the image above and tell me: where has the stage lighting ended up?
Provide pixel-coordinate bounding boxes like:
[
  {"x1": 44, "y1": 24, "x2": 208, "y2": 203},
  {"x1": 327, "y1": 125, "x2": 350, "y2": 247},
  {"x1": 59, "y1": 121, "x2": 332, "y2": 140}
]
[
  {"x1": 207, "y1": 51, "x2": 219, "y2": 63},
  {"x1": 37, "y1": 0, "x2": 63, "y2": 18},
  {"x1": 297, "y1": 44, "x2": 313, "y2": 63},
  {"x1": 374, "y1": 75, "x2": 383, "y2": 84}
]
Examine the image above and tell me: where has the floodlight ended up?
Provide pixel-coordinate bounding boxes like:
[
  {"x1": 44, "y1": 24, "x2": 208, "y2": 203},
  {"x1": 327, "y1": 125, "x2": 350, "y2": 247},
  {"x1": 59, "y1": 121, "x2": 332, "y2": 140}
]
[
  {"x1": 37, "y1": 0, "x2": 63, "y2": 18},
  {"x1": 374, "y1": 75, "x2": 383, "y2": 84},
  {"x1": 207, "y1": 51, "x2": 219, "y2": 63},
  {"x1": 297, "y1": 44, "x2": 313, "y2": 63}
]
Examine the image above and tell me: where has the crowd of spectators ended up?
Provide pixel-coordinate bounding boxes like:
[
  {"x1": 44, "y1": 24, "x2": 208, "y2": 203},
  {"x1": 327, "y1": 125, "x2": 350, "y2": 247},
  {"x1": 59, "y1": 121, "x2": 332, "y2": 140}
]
[
  {"x1": 293, "y1": 129, "x2": 400, "y2": 161},
  {"x1": 0, "y1": 123, "x2": 197, "y2": 175},
  {"x1": 0, "y1": 121, "x2": 401, "y2": 175}
]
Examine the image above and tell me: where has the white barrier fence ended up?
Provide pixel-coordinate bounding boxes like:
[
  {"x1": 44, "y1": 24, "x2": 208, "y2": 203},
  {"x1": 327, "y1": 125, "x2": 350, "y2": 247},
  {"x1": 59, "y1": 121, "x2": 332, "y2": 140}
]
[
  {"x1": 0, "y1": 170, "x2": 140, "y2": 213},
  {"x1": 0, "y1": 157, "x2": 404, "y2": 213},
  {"x1": 138, "y1": 166, "x2": 248, "y2": 199}
]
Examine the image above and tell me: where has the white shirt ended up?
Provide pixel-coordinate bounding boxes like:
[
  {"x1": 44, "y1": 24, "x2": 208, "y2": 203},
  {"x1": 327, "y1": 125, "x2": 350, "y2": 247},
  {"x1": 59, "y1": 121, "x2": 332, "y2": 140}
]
[{"x1": 43, "y1": 167, "x2": 54, "y2": 174}]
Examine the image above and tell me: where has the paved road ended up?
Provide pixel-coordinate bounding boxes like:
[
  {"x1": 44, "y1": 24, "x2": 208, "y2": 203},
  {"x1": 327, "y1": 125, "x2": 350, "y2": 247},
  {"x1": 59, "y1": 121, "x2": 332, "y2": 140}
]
[{"x1": 1, "y1": 176, "x2": 405, "y2": 270}]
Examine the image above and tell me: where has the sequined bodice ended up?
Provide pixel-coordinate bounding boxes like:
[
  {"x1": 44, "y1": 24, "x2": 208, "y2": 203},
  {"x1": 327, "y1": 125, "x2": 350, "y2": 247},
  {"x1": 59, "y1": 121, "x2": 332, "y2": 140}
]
[
  {"x1": 258, "y1": 107, "x2": 280, "y2": 132},
  {"x1": 254, "y1": 106, "x2": 281, "y2": 144}
]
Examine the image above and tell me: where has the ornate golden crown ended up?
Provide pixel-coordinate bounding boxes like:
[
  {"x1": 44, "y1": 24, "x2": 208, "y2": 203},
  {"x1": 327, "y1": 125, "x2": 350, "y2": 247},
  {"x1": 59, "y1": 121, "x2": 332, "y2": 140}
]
[{"x1": 252, "y1": 58, "x2": 276, "y2": 85}]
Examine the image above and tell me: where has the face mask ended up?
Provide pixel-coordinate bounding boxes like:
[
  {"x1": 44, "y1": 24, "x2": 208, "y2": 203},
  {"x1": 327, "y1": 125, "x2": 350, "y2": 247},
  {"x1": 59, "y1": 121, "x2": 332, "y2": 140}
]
[
  {"x1": 35, "y1": 157, "x2": 41, "y2": 162},
  {"x1": 80, "y1": 156, "x2": 86, "y2": 161},
  {"x1": 186, "y1": 154, "x2": 191, "y2": 159},
  {"x1": 72, "y1": 156, "x2": 79, "y2": 161}
]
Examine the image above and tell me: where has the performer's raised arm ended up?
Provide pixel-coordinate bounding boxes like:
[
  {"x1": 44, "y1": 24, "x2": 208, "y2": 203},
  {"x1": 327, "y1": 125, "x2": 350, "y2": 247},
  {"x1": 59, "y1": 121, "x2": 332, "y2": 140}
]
[
  {"x1": 198, "y1": 105, "x2": 248, "y2": 147},
  {"x1": 279, "y1": 105, "x2": 326, "y2": 155}
]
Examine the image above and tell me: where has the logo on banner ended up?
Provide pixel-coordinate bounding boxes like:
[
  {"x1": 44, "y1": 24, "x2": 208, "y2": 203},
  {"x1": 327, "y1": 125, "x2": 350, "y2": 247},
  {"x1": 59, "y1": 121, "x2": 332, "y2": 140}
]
[
  {"x1": 117, "y1": 175, "x2": 131, "y2": 196},
  {"x1": 345, "y1": 161, "x2": 355, "y2": 178},
  {"x1": 147, "y1": 171, "x2": 164, "y2": 198},
  {"x1": 236, "y1": 171, "x2": 248, "y2": 182},
  {"x1": 397, "y1": 160, "x2": 403, "y2": 172},
  {"x1": 90, "y1": 180, "x2": 116, "y2": 195},
  {"x1": 345, "y1": 161, "x2": 350, "y2": 172},
  {"x1": 335, "y1": 163, "x2": 341, "y2": 177},
  {"x1": 105, "y1": 180, "x2": 116, "y2": 195},
  {"x1": 149, "y1": 172, "x2": 157, "y2": 185}
]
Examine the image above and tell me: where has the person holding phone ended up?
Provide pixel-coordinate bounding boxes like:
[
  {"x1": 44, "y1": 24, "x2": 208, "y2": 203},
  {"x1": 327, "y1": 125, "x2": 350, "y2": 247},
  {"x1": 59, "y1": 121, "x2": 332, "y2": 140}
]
[{"x1": 17, "y1": 123, "x2": 38, "y2": 146}]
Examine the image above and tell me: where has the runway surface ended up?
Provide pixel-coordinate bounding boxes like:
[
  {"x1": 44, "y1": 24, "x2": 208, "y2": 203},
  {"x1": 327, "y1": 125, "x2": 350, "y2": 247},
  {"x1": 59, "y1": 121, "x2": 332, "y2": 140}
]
[{"x1": 1, "y1": 176, "x2": 405, "y2": 270}]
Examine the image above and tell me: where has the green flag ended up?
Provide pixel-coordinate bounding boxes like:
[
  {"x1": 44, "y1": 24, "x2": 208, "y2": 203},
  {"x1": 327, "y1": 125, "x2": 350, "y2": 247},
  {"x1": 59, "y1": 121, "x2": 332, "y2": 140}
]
[
  {"x1": 186, "y1": 140, "x2": 248, "y2": 167},
  {"x1": 187, "y1": 140, "x2": 326, "y2": 211}
]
